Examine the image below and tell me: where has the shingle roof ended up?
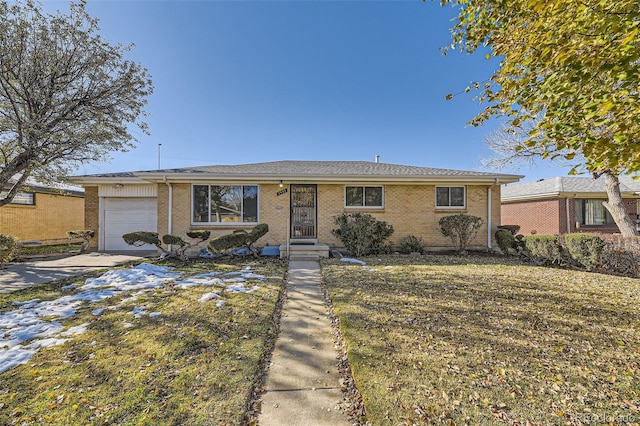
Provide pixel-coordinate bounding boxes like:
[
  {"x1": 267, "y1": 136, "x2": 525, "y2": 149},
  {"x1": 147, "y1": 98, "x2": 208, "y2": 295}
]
[
  {"x1": 502, "y1": 176, "x2": 640, "y2": 201},
  {"x1": 5, "y1": 175, "x2": 84, "y2": 196},
  {"x1": 142, "y1": 160, "x2": 516, "y2": 177},
  {"x1": 71, "y1": 160, "x2": 523, "y2": 184}
]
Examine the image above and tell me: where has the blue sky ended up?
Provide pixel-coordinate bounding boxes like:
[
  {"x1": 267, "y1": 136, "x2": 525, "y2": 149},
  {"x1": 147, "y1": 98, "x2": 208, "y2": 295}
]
[{"x1": 47, "y1": 0, "x2": 575, "y2": 182}]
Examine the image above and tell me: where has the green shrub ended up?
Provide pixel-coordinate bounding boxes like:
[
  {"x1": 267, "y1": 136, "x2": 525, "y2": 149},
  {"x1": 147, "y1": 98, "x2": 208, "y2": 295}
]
[
  {"x1": 207, "y1": 224, "x2": 269, "y2": 257},
  {"x1": 438, "y1": 214, "x2": 484, "y2": 253},
  {"x1": 497, "y1": 225, "x2": 520, "y2": 235},
  {"x1": 523, "y1": 235, "x2": 563, "y2": 264},
  {"x1": 186, "y1": 230, "x2": 211, "y2": 241},
  {"x1": 331, "y1": 213, "x2": 394, "y2": 257},
  {"x1": 399, "y1": 235, "x2": 426, "y2": 254},
  {"x1": 564, "y1": 233, "x2": 605, "y2": 271},
  {"x1": 162, "y1": 234, "x2": 187, "y2": 247},
  {"x1": 495, "y1": 228, "x2": 516, "y2": 255},
  {"x1": 0, "y1": 234, "x2": 20, "y2": 267},
  {"x1": 122, "y1": 231, "x2": 162, "y2": 248}
]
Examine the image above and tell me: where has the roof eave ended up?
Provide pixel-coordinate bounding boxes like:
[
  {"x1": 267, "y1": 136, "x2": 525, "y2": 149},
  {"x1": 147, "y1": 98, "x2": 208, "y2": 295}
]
[
  {"x1": 135, "y1": 172, "x2": 523, "y2": 184},
  {"x1": 502, "y1": 190, "x2": 637, "y2": 202},
  {"x1": 68, "y1": 176, "x2": 153, "y2": 186}
]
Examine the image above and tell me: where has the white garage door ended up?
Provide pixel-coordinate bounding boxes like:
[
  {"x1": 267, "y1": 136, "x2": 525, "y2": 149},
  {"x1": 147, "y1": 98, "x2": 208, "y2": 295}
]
[{"x1": 103, "y1": 198, "x2": 158, "y2": 251}]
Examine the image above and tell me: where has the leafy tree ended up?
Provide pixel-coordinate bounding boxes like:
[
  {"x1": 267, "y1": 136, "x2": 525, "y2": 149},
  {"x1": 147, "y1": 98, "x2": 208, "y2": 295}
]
[
  {"x1": 439, "y1": 0, "x2": 639, "y2": 235},
  {"x1": 0, "y1": 1, "x2": 152, "y2": 206}
]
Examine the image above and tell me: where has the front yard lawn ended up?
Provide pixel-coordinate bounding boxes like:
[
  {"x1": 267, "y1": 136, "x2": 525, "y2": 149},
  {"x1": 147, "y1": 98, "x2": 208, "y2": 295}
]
[
  {"x1": 323, "y1": 255, "x2": 640, "y2": 425},
  {"x1": 0, "y1": 258, "x2": 286, "y2": 425}
]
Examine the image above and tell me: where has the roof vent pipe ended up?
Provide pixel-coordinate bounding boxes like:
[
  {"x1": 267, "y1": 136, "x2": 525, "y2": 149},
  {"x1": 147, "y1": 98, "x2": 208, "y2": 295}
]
[{"x1": 375, "y1": 155, "x2": 380, "y2": 163}]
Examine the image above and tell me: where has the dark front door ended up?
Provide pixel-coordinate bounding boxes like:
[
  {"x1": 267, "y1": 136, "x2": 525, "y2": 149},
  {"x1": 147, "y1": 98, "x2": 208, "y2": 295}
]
[{"x1": 290, "y1": 184, "x2": 317, "y2": 239}]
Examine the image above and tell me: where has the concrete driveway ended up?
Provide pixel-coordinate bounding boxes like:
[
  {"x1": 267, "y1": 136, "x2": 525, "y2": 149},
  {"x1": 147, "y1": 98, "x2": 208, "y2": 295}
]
[{"x1": 0, "y1": 252, "x2": 153, "y2": 293}]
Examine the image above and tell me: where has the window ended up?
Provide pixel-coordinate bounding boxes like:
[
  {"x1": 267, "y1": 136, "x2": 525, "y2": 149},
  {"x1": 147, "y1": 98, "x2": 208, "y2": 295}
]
[
  {"x1": 192, "y1": 185, "x2": 258, "y2": 223},
  {"x1": 345, "y1": 186, "x2": 383, "y2": 208},
  {"x1": 436, "y1": 186, "x2": 465, "y2": 208},
  {"x1": 0, "y1": 191, "x2": 35, "y2": 205},
  {"x1": 575, "y1": 199, "x2": 615, "y2": 225}
]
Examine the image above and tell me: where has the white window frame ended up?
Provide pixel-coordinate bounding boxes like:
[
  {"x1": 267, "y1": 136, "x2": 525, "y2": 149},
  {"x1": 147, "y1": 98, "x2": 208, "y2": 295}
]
[
  {"x1": 344, "y1": 185, "x2": 384, "y2": 209},
  {"x1": 435, "y1": 186, "x2": 466, "y2": 209},
  {"x1": 1, "y1": 191, "x2": 35, "y2": 205},
  {"x1": 191, "y1": 184, "x2": 259, "y2": 225}
]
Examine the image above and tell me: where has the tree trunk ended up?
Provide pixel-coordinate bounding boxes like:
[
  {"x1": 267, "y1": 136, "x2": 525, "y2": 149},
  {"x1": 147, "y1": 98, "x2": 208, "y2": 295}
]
[{"x1": 602, "y1": 172, "x2": 638, "y2": 237}]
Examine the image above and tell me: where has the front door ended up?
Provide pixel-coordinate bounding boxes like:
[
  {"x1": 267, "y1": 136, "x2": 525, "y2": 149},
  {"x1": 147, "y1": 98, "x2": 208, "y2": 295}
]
[{"x1": 290, "y1": 184, "x2": 317, "y2": 239}]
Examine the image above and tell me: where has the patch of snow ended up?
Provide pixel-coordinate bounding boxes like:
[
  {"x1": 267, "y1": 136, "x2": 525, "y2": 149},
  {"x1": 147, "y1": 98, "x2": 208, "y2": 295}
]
[
  {"x1": 216, "y1": 300, "x2": 225, "y2": 308},
  {"x1": 26, "y1": 337, "x2": 69, "y2": 349},
  {"x1": 61, "y1": 323, "x2": 89, "y2": 336},
  {"x1": 91, "y1": 308, "x2": 105, "y2": 316},
  {"x1": 175, "y1": 276, "x2": 224, "y2": 288},
  {"x1": 149, "y1": 312, "x2": 162, "y2": 318},
  {"x1": 12, "y1": 299, "x2": 39, "y2": 307},
  {"x1": 0, "y1": 346, "x2": 36, "y2": 373},
  {"x1": 199, "y1": 292, "x2": 220, "y2": 303},
  {"x1": 340, "y1": 257, "x2": 367, "y2": 265},
  {"x1": 226, "y1": 284, "x2": 259, "y2": 294},
  {"x1": 131, "y1": 307, "x2": 146, "y2": 318}
]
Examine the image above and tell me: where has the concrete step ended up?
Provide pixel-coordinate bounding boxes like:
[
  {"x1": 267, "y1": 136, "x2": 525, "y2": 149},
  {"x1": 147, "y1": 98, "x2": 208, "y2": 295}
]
[{"x1": 279, "y1": 243, "x2": 330, "y2": 259}]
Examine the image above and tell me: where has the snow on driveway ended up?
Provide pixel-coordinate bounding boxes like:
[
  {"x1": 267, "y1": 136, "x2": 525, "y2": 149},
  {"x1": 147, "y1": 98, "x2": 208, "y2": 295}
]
[{"x1": 0, "y1": 263, "x2": 264, "y2": 374}]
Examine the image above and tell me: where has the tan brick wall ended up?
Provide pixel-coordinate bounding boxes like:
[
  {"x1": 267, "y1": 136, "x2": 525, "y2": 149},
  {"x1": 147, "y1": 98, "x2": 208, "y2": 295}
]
[
  {"x1": 84, "y1": 186, "x2": 99, "y2": 249},
  {"x1": 0, "y1": 191, "x2": 84, "y2": 244},
  {"x1": 137, "y1": 182, "x2": 500, "y2": 251}
]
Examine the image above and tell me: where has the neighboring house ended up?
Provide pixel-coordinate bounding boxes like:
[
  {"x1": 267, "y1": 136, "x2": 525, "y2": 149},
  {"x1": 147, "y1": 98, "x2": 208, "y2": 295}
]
[
  {"x1": 70, "y1": 160, "x2": 522, "y2": 255},
  {"x1": 501, "y1": 176, "x2": 640, "y2": 236},
  {"x1": 0, "y1": 180, "x2": 85, "y2": 244}
]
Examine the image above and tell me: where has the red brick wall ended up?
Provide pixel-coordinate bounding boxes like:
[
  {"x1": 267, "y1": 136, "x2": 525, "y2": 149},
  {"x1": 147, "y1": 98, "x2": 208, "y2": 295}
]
[
  {"x1": 501, "y1": 198, "x2": 564, "y2": 235},
  {"x1": 502, "y1": 197, "x2": 639, "y2": 236}
]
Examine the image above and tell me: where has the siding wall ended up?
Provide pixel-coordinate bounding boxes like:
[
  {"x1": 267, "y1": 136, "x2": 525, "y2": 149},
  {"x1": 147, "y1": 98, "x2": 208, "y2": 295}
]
[{"x1": 0, "y1": 192, "x2": 84, "y2": 244}]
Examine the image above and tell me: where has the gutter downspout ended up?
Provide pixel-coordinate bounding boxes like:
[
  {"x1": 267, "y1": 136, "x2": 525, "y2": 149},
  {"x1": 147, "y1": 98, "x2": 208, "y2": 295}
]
[
  {"x1": 488, "y1": 178, "x2": 499, "y2": 250},
  {"x1": 566, "y1": 198, "x2": 571, "y2": 234},
  {"x1": 163, "y1": 175, "x2": 173, "y2": 250}
]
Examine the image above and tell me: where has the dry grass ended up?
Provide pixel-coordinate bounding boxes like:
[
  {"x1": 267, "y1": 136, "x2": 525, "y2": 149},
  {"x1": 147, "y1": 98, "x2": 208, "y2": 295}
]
[
  {"x1": 323, "y1": 255, "x2": 640, "y2": 425},
  {"x1": 0, "y1": 258, "x2": 287, "y2": 425}
]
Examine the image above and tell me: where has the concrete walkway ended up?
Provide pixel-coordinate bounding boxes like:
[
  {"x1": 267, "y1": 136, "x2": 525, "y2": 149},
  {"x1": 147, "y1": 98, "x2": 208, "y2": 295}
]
[
  {"x1": 258, "y1": 260, "x2": 351, "y2": 426},
  {"x1": 0, "y1": 252, "x2": 148, "y2": 293}
]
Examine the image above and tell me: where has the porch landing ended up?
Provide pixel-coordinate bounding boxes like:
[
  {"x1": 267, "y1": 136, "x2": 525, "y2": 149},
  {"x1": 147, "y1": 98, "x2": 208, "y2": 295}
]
[{"x1": 279, "y1": 242, "x2": 330, "y2": 260}]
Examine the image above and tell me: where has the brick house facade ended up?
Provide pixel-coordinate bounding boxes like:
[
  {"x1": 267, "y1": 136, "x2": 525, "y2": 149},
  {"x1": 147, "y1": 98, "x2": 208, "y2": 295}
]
[
  {"x1": 71, "y1": 161, "x2": 522, "y2": 253},
  {"x1": 501, "y1": 177, "x2": 640, "y2": 236},
  {"x1": 0, "y1": 185, "x2": 84, "y2": 244}
]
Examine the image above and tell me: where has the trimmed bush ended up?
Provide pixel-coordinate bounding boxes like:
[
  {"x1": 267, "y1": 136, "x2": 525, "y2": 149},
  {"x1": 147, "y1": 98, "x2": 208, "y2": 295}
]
[
  {"x1": 162, "y1": 234, "x2": 187, "y2": 247},
  {"x1": 495, "y1": 228, "x2": 516, "y2": 255},
  {"x1": 497, "y1": 225, "x2": 520, "y2": 235},
  {"x1": 186, "y1": 230, "x2": 211, "y2": 241},
  {"x1": 331, "y1": 213, "x2": 394, "y2": 257},
  {"x1": 399, "y1": 235, "x2": 427, "y2": 254},
  {"x1": 122, "y1": 231, "x2": 162, "y2": 248},
  {"x1": 207, "y1": 224, "x2": 269, "y2": 257},
  {"x1": 0, "y1": 234, "x2": 20, "y2": 267},
  {"x1": 523, "y1": 235, "x2": 563, "y2": 264},
  {"x1": 67, "y1": 230, "x2": 95, "y2": 253},
  {"x1": 439, "y1": 214, "x2": 484, "y2": 253},
  {"x1": 564, "y1": 233, "x2": 605, "y2": 271}
]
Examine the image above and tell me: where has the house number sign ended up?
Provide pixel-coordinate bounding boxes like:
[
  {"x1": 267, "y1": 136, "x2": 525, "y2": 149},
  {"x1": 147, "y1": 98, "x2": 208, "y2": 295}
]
[{"x1": 276, "y1": 188, "x2": 288, "y2": 196}]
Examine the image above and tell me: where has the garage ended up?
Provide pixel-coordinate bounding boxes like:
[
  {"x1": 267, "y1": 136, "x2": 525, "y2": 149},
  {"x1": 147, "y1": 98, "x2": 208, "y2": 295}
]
[{"x1": 102, "y1": 197, "x2": 157, "y2": 251}]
